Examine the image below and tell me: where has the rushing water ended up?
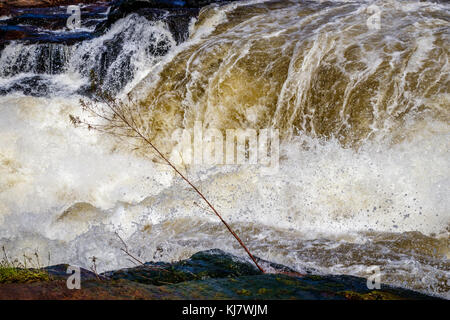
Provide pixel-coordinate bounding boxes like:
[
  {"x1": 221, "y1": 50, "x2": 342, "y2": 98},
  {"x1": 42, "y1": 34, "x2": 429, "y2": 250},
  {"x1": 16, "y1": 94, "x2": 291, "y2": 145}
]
[{"x1": 0, "y1": 0, "x2": 449, "y2": 298}]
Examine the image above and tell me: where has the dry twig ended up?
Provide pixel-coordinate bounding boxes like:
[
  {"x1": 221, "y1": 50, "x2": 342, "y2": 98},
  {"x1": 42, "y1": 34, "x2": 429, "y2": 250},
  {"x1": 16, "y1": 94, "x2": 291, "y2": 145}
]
[{"x1": 71, "y1": 78, "x2": 265, "y2": 273}]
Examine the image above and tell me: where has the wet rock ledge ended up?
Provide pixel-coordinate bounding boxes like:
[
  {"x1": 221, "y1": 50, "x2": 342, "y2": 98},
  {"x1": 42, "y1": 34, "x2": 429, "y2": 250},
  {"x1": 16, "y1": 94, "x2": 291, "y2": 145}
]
[{"x1": 0, "y1": 249, "x2": 440, "y2": 300}]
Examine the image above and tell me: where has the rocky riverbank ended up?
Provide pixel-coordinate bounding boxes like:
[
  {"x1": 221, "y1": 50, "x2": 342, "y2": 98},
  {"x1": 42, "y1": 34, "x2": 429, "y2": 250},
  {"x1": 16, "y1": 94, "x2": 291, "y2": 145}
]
[{"x1": 0, "y1": 249, "x2": 441, "y2": 300}]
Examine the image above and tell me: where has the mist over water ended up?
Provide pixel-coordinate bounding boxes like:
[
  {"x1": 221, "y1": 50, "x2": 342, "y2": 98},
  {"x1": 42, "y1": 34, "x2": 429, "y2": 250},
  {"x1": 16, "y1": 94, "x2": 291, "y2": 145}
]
[{"x1": 0, "y1": 0, "x2": 449, "y2": 297}]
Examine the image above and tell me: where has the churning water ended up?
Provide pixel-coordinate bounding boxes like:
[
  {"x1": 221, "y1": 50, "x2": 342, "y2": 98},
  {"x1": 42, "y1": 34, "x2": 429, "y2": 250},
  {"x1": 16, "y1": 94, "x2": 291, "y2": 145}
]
[{"x1": 0, "y1": 0, "x2": 448, "y2": 298}]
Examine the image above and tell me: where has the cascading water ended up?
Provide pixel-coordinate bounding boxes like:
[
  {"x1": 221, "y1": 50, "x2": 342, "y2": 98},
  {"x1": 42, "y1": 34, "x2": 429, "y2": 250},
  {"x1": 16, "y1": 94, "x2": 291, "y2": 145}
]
[
  {"x1": 0, "y1": 0, "x2": 448, "y2": 298},
  {"x1": 0, "y1": 14, "x2": 176, "y2": 95}
]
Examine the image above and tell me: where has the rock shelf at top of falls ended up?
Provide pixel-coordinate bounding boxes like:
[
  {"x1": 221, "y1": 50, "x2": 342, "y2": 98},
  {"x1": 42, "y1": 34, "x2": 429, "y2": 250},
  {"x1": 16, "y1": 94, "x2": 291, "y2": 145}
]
[
  {"x1": 0, "y1": 0, "x2": 235, "y2": 47},
  {"x1": 0, "y1": 1, "x2": 112, "y2": 47},
  {"x1": 0, "y1": 249, "x2": 441, "y2": 300},
  {"x1": 0, "y1": 1, "x2": 108, "y2": 15}
]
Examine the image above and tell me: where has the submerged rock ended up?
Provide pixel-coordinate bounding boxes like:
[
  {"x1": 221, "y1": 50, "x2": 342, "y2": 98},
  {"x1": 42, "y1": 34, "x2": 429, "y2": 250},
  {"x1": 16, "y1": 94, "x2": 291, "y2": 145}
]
[{"x1": 0, "y1": 249, "x2": 441, "y2": 300}]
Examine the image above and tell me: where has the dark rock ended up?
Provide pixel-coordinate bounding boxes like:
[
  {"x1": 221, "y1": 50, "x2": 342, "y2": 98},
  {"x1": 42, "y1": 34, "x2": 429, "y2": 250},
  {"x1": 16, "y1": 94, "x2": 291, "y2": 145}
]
[
  {"x1": 0, "y1": 271, "x2": 440, "y2": 300},
  {"x1": 0, "y1": 28, "x2": 28, "y2": 41},
  {"x1": 150, "y1": 273, "x2": 440, "y2": 300},
  {"x1": 0, "y1": 0, "x2": 109, "y2": 12},
  {"x1": 0, "y1": 76, "x2": 51, "y2": 96},
  {"x1": 0, "y1": 7, "x2": 11, "y2": 17},
  {"x1": 95, "y1": 0, "x2": 237, "y2": 43},
  {"x1": 104, "y1": 249, "x2": 261, "y2": 285},
  {"x1": 0, "y1": 249, "x2": 442, "y2": 300},
  {"x1": 0, "y1": 3, "x2": 107, "y2": 45},
  {"x1": 44, "y1": 264, "x2": 101, "y2": 281}
]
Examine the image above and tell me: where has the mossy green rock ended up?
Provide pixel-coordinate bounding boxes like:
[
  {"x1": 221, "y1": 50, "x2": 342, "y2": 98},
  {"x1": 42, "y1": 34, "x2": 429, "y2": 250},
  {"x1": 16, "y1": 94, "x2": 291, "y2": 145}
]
[{"x1": 0, "y1": 267, "x2": 51, "y2": 284}]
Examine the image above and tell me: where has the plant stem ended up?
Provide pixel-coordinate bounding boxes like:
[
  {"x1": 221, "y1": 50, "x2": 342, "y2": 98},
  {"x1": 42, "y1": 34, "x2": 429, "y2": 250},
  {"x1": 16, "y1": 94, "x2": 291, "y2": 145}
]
[{"x1": 107, "y1": 102, "x2": 265, "y2": 273}]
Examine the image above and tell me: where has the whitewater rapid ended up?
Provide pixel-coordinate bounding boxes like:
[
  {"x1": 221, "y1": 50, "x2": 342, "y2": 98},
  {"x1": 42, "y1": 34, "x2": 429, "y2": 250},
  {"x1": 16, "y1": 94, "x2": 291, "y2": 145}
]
[{"x1": 0, "y1": 0, "x2": 448, "y2": 298}]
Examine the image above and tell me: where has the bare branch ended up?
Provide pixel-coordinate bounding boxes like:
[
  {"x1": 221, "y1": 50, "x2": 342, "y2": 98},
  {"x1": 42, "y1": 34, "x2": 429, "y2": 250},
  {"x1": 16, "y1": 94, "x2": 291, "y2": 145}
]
[
  {"x1": 115, "y1": 232, "x2": 168, "y2": 273},
  {"x1": 73, "y1": 83, "x2": 265, "y2": 273}
]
